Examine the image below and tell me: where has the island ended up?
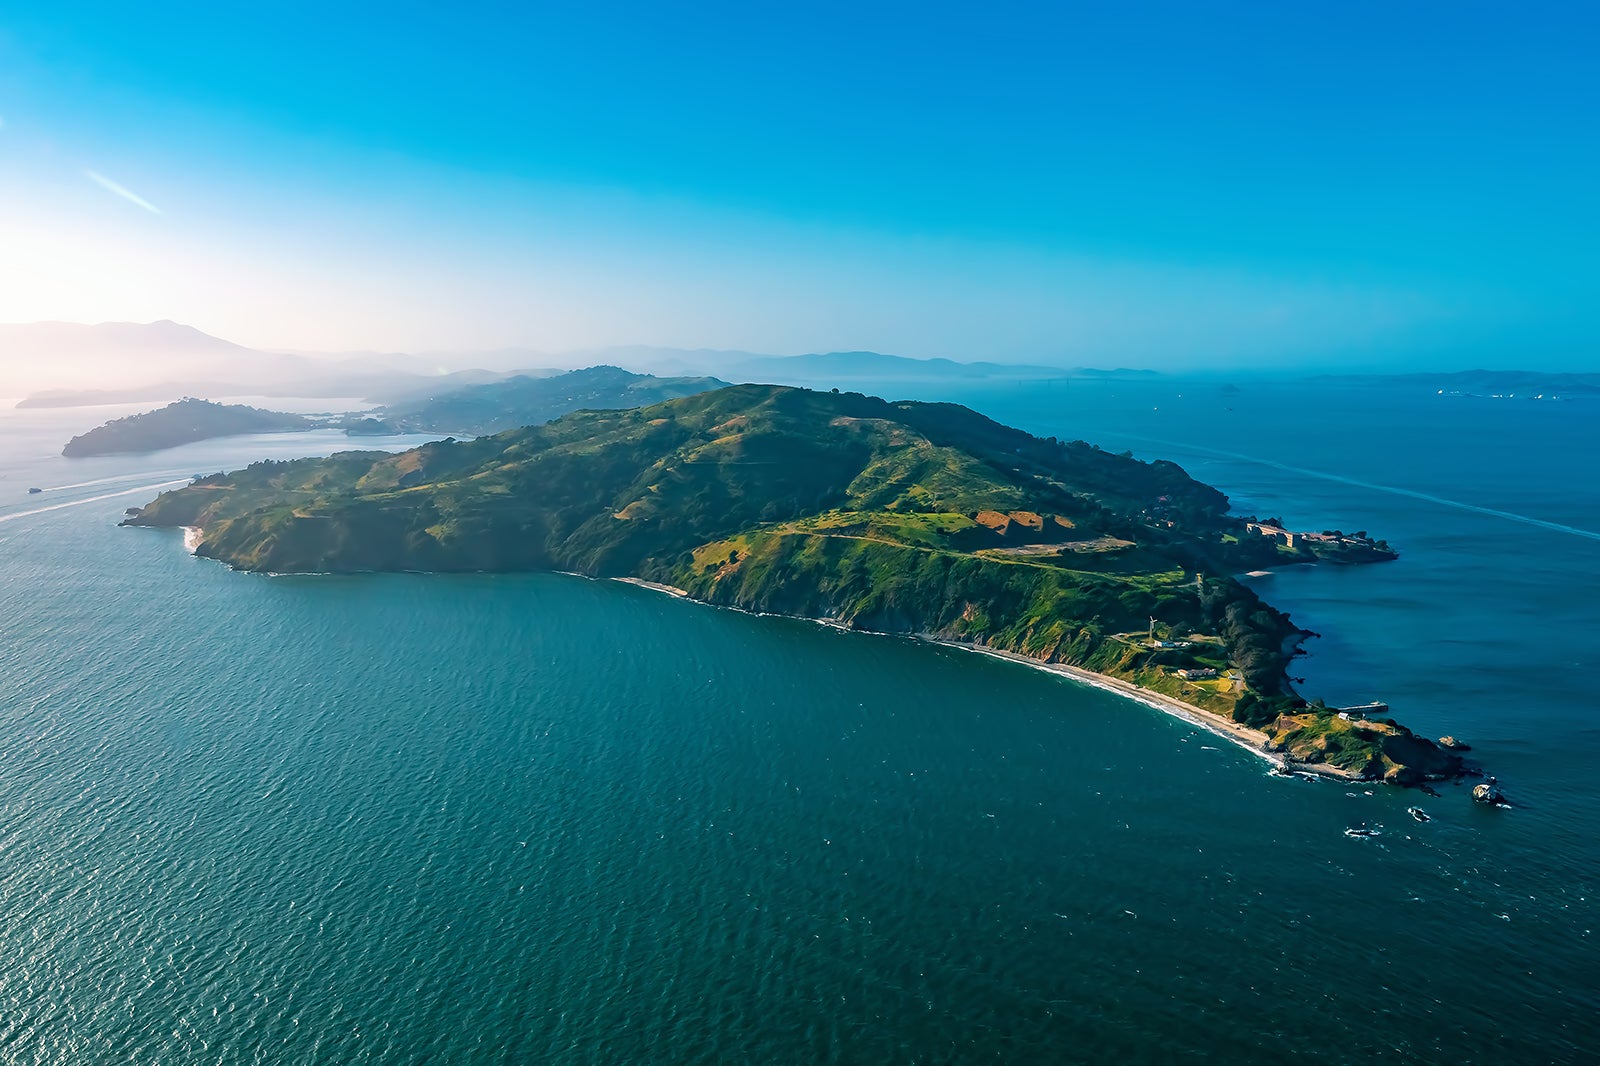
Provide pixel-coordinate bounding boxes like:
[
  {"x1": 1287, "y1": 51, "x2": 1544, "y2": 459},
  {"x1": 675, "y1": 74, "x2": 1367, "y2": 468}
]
[
  {"x1": 63, "y1": 398, "x2": 313, "y2": 457},
  {"x1": 124, "y1": 384, "x2": 1464, "y2": 786}
]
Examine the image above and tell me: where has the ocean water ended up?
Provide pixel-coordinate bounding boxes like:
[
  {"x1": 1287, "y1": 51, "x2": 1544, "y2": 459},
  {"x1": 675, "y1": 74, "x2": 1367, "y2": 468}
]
[{"x1": 0, "y1": 386, "x2": 1595, "y2": 1063}]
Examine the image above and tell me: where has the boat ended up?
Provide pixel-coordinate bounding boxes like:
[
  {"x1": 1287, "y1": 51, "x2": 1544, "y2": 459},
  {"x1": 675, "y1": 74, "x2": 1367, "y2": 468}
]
[
  {"x1": 1344, "y1": 827, "x2": 1381, "y2": 839},
  {"x1": 27, "y1": 487, "x2": 42, "y2": 494},
  {"x1": 1408, "y1": 807, "x2": 1430, "y2": 822}
]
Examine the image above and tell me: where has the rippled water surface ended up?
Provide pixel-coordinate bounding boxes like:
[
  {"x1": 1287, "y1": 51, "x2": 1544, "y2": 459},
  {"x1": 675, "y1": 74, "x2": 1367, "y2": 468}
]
[{"x1": 0, "y1": 387, "x2": 1595, "y2": 1063}]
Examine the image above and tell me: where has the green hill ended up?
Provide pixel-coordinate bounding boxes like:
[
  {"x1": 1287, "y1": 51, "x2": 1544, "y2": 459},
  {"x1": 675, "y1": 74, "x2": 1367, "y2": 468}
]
[
  {"x1": 63, "y1": 398, "x2": 311, "y2": 457},
  {"x1": 126, "y1": 384, "x2": 1459, "y2": 785}
]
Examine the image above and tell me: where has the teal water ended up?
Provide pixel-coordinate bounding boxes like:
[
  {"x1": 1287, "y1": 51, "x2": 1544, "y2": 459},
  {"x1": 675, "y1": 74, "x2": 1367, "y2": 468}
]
[{"x1": 0, "y1": 389, "x2": 1596, "y2": 1063}]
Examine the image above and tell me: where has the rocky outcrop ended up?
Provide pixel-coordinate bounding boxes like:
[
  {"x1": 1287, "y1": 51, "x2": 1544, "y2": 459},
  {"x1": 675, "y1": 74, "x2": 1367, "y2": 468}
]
[
  {"x1": 1472, "y1": 780, "x2": 1508, "y2": 805},
  {"x1": 1379, "y1": 732, "x2": 1464, "y2": 785},
  {"x1": 1265, "y1": 712, "x2": 1465, "y2": 787},
  {"x1": 1438, "y1": 735, "x2": 1472, "y2": 751}
]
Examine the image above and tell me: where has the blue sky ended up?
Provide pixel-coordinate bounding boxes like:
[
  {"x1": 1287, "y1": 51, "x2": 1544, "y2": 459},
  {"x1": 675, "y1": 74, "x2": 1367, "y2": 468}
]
[{"x1": 1, "y1": 1, "x2": 1596, "y2": 368}]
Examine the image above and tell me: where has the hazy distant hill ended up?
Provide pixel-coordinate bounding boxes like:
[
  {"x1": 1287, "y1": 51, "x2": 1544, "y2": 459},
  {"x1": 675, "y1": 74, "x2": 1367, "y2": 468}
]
[
  {"x1": 16, "y1": 368, "x2": 563, "y2": 410},
  {"x1": 724, "y1": 351, "x2": 1077, "y2": 383},
  {"x1": 379, "y1": 366, "x2": 731, "y2": 435},
  {"x1": 358, "y1": 367, "x2": 565, "y2": 405},
  {"x1": 4, "y1": 320, "x2": 1147, "y2": 408},
  {"x1": 0, "y1": 320, "x2": 313, "y2": 396},
  {"x1": 530, "y1": 345, "x2": 1136, "y2": 384},
  {"x1": 3, "y1": 319, "x2": 259, "y2": 362},
  {"x1": 3, "y1": 320, "x2": 557, "y2": 408}
]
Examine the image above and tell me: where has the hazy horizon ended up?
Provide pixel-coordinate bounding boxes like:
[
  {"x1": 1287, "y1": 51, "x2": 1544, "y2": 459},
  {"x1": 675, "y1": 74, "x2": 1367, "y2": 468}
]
[{"x1": 4, "y1": 315, "x2": 1600, "y2": 400}]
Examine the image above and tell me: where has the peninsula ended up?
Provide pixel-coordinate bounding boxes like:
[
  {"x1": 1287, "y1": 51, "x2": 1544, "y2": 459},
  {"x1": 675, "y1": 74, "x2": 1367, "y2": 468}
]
[{"x1": 125, "y1": 384, "x2": 1462, "y2": 785}]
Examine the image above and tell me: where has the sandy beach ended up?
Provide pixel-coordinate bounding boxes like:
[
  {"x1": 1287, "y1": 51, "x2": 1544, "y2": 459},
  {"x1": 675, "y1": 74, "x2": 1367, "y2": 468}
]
[
  {"x1": 603, "y1": 576, "x2": 1366, "y2": 779},
  {"x1": 932, "y1": 641, "x2": 1287, "y2": 768},
  {"x1": 613, "y1": 576, "x2": 690, "y2": 597},
  {"x1": 935, "y1": 642, "x2": 1361, "y2": 780}
]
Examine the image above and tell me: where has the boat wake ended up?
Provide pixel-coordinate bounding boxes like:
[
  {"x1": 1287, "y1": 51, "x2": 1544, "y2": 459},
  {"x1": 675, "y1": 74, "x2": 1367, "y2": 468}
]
[
  {"x1": 0, "y1": 481, "x2": 189, "y2": 524},
  {"x1": 34, "y1": 471, "x2": 187, "y2": 493}
]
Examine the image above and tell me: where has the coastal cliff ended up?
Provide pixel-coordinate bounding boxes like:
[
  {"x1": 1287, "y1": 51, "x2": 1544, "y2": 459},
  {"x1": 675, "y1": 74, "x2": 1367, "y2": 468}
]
[{"x1": 126, "y1": 384, "x2": 1458, "y2": 785}]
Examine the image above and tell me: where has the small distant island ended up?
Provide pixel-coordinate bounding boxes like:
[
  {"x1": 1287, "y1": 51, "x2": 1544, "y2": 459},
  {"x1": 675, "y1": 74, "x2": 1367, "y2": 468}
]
[
  {"x1": 63, "y1": 399, "x2": 313, "y2": 457},
  {"x1": 125, "y1": 384, "x2": 1465, "y2": 787}
]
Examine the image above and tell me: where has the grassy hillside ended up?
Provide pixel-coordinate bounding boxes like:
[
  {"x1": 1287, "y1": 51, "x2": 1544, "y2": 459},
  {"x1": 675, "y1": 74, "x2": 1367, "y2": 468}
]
[{"x1": 127, "y1": 384, "x2": 1455, "y2": 783}]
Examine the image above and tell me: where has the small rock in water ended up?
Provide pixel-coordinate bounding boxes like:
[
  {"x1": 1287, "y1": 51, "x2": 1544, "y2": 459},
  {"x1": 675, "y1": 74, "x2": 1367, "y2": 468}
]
[{"x1": 1472, "y1": 782, "x2": 1508, "y2": 805}]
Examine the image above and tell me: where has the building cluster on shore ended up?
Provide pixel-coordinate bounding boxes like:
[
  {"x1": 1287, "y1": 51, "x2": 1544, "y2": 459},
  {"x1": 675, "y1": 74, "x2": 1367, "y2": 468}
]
[{"x1": 1243, "y1": 522, "x2": 1387, "y2": 553}]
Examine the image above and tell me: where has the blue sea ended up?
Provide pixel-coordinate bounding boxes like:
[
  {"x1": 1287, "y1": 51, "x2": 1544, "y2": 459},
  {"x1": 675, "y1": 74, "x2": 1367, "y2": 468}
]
[{"x1": 0, "y1": 381, "x2": 1596, "y2": 1063}]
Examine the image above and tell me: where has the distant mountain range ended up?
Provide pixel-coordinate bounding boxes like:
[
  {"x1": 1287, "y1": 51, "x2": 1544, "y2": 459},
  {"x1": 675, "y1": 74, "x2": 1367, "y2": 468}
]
[
  {"x1": 1, "y1": 320, "x2": 304, "y2": 399},
  {"x1": 722, "y1": 351, "x2": 1080, "y2": 383},
  {"x1": 13, "y1": 319, "x2": 1595, "y2": 413},
  {"x1": 0, "y1": 320, "x2": 567, "y2": 406},
  {"x1": 375, "y1": 365, "x2": 731, "y2": 436},
  {"x1": 555, "y1": 346, "x2": 1156, "y2": 385},
  {"x1": 2, "y1": 320, "x2": 1153, "y2": 408},
  {"x1": 56, "y1": 367, "x2": 734, "y2": 456}
]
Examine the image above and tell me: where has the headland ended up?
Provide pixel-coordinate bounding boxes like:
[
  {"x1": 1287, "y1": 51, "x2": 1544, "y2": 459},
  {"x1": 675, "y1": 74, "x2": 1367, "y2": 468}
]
[{"x1": 123, "y1": 383, "x2": 1465, "y2": 786}]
